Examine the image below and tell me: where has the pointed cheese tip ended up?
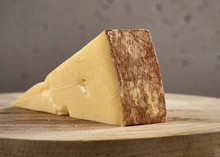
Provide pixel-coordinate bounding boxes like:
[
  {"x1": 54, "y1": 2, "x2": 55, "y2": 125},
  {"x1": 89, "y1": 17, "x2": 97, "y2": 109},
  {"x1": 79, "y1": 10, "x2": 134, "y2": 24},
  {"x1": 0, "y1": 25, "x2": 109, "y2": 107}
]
[
  {"x1": 11, "y1": 82, "x2": 48, "y2": 107},
  {"x1": 11, "y1": 98, "x2": 20, "y2": 107},
  {"x1": 12, "y1": 92, "x2": 28, "y2": 107},
  {"x1": 11, "y1": 81, "x2": 69, "y2": 115}
]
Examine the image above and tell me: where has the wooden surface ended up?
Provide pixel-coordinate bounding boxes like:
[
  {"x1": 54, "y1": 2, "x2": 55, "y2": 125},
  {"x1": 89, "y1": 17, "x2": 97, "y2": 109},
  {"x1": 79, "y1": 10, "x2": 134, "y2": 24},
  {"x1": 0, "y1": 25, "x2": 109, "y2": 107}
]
[{"x1": 0, "y1": 93, "x2": 220, "y2": 157}]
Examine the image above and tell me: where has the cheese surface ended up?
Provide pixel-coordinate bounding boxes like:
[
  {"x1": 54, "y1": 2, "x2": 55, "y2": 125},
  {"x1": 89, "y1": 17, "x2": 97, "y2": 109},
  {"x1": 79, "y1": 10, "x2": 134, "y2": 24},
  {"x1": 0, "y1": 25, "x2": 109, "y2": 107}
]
[
  {"x1": 13, "y1": 29, "x2": 166, "y2": 126},
  {"x1": 13, "y1": 32, "x2": 124, "y2": 125}
]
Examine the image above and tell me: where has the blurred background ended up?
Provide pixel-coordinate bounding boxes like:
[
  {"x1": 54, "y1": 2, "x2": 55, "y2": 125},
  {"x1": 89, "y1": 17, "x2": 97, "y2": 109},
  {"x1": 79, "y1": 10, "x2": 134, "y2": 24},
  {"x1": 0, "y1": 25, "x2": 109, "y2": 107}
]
[{"x1": 0, "y1": 0, "x2": 220, "y2": 97}]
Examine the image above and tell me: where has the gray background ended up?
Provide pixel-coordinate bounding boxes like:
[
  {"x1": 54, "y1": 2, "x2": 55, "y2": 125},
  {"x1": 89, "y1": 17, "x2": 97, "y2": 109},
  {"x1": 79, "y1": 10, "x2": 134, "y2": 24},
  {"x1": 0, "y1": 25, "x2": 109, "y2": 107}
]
[{"x1": 0, "y1": 0, "x2": 220, "y2": 97}]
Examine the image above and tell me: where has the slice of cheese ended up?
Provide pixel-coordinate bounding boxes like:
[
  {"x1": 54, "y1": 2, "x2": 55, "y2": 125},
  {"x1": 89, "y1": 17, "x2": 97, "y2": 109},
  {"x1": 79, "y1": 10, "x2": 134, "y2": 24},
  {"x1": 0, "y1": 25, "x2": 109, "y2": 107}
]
[{"x1": 12, "y1": 29, "x2": 166, "y2": 126}]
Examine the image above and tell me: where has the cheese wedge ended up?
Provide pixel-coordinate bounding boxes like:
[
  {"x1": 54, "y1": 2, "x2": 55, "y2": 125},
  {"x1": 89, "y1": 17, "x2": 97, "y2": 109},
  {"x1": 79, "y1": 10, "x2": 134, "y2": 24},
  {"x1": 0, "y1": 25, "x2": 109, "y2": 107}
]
[{"x1": 12, "y1": 29, "x2": 166, "y2": 126}]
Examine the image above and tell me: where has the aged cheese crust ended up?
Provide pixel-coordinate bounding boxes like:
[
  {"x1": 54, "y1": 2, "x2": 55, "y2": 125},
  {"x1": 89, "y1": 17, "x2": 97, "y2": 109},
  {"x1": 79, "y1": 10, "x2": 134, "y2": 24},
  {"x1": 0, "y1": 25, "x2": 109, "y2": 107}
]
[{"x1": 106, "y1": 29, "x2": 166, "y2": 126}]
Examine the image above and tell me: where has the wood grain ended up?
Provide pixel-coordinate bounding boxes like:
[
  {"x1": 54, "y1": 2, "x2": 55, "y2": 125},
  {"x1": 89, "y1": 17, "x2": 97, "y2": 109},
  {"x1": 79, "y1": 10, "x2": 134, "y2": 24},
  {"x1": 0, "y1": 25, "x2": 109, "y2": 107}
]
[{"x1": 0, "y1": 93, "x2": 220, "y2": 157}]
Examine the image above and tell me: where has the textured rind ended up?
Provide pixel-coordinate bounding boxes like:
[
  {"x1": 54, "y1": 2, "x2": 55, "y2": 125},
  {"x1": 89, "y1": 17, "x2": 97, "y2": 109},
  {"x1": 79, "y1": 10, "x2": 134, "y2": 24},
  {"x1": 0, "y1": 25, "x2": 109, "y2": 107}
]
[{"x1": 106, "y1": 29, "x2": 166, "y2": 126}]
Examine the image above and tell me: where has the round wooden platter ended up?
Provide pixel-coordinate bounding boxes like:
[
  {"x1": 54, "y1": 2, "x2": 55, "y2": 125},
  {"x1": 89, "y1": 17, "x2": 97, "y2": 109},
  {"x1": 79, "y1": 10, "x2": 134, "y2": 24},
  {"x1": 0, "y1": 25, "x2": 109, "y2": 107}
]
[{"x1": 0, "y1": 93, "x2": 220, "y2": 157}]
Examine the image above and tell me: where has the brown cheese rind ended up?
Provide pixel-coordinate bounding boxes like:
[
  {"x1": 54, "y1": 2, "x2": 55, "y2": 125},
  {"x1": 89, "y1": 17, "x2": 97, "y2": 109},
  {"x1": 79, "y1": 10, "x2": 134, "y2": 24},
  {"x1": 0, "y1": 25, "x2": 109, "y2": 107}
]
[{"x1": 106, "y1": 29, "x2": 166, "y2": 126}]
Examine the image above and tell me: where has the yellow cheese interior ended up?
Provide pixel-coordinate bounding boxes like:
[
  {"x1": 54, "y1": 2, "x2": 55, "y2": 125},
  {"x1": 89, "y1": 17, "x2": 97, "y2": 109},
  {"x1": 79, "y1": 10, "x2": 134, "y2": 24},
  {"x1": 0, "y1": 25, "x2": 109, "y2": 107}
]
[{"x1": 12, "y1": 31, "x2": 124, "y2": 126}]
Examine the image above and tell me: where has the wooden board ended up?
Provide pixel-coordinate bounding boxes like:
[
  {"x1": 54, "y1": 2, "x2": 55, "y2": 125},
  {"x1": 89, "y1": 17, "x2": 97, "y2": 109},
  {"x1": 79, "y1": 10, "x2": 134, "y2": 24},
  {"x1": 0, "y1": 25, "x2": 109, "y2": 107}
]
[{"x1": 0, "y1": 93, "x2": 220, "y2": 157}]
